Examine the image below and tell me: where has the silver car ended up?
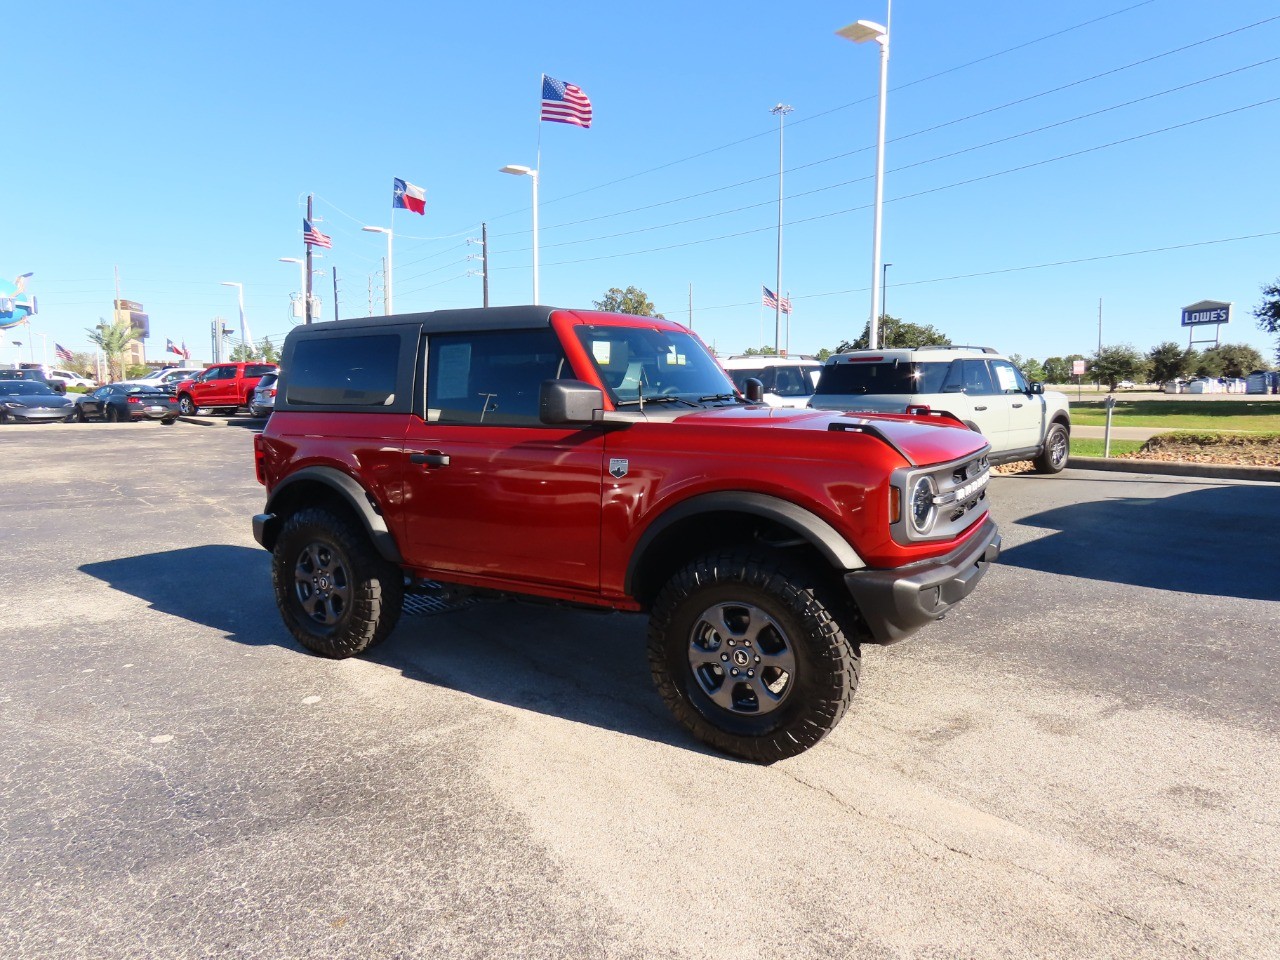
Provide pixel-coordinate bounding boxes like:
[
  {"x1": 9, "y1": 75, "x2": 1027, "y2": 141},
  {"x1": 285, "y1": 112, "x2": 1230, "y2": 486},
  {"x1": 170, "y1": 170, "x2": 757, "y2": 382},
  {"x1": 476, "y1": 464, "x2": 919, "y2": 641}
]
[{"x1": 0, "y1": 381, "x2": 77, "y2": 423}]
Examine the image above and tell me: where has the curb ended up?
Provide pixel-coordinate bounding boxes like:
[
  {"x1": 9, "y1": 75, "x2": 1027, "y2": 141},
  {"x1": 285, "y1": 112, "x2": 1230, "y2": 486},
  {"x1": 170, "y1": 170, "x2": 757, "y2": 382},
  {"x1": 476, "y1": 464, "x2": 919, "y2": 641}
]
[{"x1": 1068, "y1": 456, "x2": 1280, "y2": 483}]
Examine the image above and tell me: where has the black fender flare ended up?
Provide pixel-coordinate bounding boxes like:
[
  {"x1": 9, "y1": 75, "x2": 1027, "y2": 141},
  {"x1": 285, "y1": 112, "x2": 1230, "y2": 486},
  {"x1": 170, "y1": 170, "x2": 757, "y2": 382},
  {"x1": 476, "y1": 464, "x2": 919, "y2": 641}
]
[
  {"x1": 624, "y1": 491, "x2": 866, "y2": 596},
  {"x1": 262, "y1": 466, "x2": 402, "y2": 563}
]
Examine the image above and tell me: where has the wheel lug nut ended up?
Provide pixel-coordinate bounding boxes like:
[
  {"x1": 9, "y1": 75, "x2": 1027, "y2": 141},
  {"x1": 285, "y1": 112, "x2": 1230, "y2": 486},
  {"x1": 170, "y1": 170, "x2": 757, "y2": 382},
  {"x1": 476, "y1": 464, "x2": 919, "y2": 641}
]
[
  {"x1": 731, "y1": 668, "x2": 739, "y2": 676},
  {"x1": 747, "y1": 670, "x2": 754, "y2": 677},
  {"x1": 755, "y1": 656, "x2": 761, "y2": 663},
  {"x1": 728, "y1": 640, "x2": 735, "y2": 646},
  {"x1": 720, "y1": 653, "x2": 729, "y2": 662}
]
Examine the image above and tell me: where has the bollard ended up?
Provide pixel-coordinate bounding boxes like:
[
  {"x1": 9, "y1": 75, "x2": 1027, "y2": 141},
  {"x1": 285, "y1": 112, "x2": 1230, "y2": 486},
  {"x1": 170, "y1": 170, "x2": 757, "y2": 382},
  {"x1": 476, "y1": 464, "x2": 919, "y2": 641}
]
[{"x1": 1103, "y1": 393, "x2": 1116, "y2": 458}]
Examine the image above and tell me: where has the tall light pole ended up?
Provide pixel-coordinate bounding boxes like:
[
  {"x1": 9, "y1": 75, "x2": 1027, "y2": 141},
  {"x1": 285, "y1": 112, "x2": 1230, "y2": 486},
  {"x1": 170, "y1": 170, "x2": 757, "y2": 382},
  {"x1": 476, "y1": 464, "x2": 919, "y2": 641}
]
[
  {"x1": 362, "y1": 226, "x2": 393, "y2": 314},
  {"x1": 220, "y1": 281, "x2": 251, "y2": 351},
  {"x1": 278, "y1": 257, "x2": 306, "y2": 321},
  {"x1": 771, "y1": 103, "x2": 793, "y2": 356},
  {"x1": 838, "y1": 6, "x2": 891, "y2": 349},
  {"x1": 500, "y1": 165, "x2": 540, "y2": 304}
]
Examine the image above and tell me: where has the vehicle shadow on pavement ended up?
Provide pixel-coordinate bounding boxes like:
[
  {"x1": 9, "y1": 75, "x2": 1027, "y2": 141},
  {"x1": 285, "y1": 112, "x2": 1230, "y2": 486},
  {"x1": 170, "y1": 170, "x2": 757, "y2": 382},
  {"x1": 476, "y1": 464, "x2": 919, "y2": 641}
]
[
  {"x1": 78, "y1": 547, "x2": 712, "y2": 755},
  {"x1": 998, "y1": 481, "x2": 1280, "y2": 601}
]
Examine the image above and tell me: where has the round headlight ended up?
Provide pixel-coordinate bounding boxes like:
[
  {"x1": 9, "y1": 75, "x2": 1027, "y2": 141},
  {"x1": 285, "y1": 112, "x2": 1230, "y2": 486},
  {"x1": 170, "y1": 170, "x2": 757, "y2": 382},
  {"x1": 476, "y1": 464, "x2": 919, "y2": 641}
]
[{"x1": 909, "y1": 476, "x2": 936, "y2": 533}]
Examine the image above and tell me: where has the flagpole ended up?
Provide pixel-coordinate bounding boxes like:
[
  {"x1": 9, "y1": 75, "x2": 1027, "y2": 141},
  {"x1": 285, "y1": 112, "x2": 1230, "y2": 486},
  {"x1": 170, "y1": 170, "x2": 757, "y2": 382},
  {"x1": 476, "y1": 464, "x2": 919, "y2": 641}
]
[{"x1": 305, "y1": 194, "x2": 314, "y2": 324}]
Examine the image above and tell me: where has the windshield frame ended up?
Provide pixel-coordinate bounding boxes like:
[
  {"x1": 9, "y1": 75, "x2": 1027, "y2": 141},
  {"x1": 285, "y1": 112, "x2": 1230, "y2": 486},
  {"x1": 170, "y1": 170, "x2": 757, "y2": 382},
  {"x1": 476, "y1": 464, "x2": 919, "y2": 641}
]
[{"x1": 572, "y1": 323, "x2": 739, "y2": 407}]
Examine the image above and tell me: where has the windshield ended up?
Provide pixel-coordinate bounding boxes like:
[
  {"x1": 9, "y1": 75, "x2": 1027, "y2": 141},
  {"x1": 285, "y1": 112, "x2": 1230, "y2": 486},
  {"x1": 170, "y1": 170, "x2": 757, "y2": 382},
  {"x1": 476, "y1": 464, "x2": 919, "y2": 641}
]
[
  {"x1": 815, "y1": 360, "x2": 954, "y2": 396},
  {"x1": 574, "y1": 325, "x2": 737, "y2": 405}
]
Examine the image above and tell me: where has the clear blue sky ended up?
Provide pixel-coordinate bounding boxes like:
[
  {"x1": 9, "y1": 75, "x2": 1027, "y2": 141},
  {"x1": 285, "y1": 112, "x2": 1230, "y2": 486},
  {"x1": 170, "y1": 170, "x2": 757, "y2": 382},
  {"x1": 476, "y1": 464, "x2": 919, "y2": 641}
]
[{"x1": 6, "y1": 0, "x2": 1280, "y2": 367}]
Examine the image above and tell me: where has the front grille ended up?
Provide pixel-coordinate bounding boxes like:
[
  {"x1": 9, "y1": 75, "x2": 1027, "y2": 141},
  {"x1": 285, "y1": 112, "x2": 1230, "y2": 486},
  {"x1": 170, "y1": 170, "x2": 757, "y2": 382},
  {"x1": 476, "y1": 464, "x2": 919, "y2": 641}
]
[{"x1": 891, "y1": 448, "x2": 991, "y2": 544}]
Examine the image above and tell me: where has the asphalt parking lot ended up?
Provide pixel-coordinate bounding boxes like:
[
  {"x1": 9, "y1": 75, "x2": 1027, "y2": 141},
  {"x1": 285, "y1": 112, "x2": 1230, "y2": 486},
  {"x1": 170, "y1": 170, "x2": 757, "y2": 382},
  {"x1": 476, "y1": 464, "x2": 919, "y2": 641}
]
[{"x1": 2, "y1": 421, "x2": 1277, "y2": 959}]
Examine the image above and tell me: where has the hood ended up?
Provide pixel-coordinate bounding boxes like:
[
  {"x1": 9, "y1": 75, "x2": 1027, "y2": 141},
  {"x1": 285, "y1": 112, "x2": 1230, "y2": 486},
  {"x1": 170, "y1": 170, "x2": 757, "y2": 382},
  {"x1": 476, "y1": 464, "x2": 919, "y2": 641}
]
[
  {"x1": 663, "y1": 405, "x2": 989, "y2": 467},
  {"x1": 2, "y1": 393, "x2": 72, "y2": 406}
]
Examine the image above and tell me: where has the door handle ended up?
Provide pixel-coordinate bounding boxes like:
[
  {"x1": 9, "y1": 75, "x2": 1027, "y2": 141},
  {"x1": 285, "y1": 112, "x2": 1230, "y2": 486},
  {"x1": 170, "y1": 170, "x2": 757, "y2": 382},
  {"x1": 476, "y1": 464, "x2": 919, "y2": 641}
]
[
  {"x1": 973, "y1": 405, "x2": 987, "y2": 411},
  {"x1": 1011, "y1": 403, "x2": 1023, "y2": 408},
  {"x1": 410, "y1": 451, "x2": 451, "y2": 467}
]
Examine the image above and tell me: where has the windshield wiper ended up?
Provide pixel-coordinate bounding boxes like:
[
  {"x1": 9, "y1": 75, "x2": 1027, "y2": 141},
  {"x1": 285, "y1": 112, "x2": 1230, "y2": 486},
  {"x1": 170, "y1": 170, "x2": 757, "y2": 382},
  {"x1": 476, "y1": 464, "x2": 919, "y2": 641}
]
[
  {"x1": 698, "y1": 393, "x2": 740, "y2": 403},
  {"x1": 614, "y1": 394, "x2": 701, "y2": 408}
]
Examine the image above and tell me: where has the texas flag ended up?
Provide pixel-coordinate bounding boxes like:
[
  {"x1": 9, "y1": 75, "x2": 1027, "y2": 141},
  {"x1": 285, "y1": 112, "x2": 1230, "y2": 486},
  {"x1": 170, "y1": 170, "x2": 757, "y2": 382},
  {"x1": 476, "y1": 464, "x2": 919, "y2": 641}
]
[
  {"x1": 393, "y1": 178, "x2": 426, "y2": 215},
  {"x1": 166, "y1": 337, "x2": 183, "y2": 356}
]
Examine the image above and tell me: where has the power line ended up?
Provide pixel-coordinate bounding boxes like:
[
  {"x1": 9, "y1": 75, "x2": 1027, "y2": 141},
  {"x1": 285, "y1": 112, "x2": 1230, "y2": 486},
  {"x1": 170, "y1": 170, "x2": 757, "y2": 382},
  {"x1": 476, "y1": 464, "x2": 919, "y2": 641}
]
[
  {"x1": 495, "y1": 15, "x2": 1280, "y2": 244},
  {"x1": 489, "y1": 95, "x2": 1280, "y2": 270}
]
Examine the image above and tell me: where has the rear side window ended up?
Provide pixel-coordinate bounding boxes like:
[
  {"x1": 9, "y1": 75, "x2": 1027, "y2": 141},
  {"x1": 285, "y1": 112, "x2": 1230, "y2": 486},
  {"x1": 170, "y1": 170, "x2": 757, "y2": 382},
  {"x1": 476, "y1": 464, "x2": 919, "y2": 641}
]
[
  {"x1": 286, "y1": 335, "x2": 400, "y2": 407},
  {"x1": 815, "y1": 361, "x2": 952, "y2": 396},
  {"x1": 245, "y1": 364, "x2": 277, "y2": 378}
]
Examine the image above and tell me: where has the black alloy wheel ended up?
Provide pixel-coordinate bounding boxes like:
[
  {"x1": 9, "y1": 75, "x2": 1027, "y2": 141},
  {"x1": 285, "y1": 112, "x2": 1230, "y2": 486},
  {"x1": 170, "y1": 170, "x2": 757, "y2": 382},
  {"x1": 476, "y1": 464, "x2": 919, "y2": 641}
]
[{"x1": 271, "y1": 507, "x2": 404, "y2": 658}]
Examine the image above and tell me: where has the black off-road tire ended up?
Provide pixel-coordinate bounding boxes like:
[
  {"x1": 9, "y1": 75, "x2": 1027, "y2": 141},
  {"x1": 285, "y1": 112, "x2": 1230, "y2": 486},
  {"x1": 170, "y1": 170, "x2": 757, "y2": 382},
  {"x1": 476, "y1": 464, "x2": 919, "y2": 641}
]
[
  {"x1": 271, "y1": 507, "x2": 404, "y2": 658},
  {"x1": 647, "y1": 548, "x2": 862, "y2": 763},
  {"x1": 1035, "y1": 422, "x2": 1070, "y2": 474},
  {"x1": 177, "y1": 394, "x2": 197, "y2": 416}
]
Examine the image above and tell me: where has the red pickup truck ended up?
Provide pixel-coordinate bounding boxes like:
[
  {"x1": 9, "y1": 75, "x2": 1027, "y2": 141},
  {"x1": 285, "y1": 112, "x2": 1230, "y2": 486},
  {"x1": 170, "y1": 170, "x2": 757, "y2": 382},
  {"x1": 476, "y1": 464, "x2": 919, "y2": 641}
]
[{"x1": 175, "y1": 362, "x2": 277, "y2": 416}]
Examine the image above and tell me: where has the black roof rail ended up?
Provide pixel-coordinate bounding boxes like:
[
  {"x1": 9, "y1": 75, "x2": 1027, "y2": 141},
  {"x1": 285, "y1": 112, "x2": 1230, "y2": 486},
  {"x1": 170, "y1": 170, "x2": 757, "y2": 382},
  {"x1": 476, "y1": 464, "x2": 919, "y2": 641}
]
[{"x1": 913, "y1": 345, "x2": 999, "y2": 354}]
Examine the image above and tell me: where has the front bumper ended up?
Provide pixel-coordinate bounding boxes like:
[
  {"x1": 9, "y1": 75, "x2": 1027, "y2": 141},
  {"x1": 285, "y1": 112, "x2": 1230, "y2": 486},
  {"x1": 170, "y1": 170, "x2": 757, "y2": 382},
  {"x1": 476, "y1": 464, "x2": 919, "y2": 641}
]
[
  {"x1": 5, "y1": 408, "x2": 75, "y2": 422},
  {"x1": 845, "y1": 517, "x2": 1001, "y2": 645}
]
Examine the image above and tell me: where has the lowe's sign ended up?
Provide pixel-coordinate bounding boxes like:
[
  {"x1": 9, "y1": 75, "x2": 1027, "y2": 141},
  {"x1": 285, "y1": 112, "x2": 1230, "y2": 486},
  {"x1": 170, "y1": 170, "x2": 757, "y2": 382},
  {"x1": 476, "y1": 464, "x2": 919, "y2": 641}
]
[{"x1": 1181, "y1": 300, "x2": 1231, "y2": 327}]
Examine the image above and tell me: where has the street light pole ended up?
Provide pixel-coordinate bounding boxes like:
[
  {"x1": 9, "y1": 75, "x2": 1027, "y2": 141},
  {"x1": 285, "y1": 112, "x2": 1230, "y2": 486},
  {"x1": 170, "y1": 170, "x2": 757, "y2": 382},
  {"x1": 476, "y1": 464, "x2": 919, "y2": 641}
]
[
  {"x1": 771, "y1": 103, "x2": 793, "y2": 356},
  {"x1": 500, "y1": 165, "x2": 540, "y2": 304},
  {"x1": 837, "y1": 6, "x2": 891, "y2": 349},
  {"x1": 220, "y1": 281, "x2": 250, "y2": 352},
  {"x1": 362, "y1": 226, "x2": 393, "y2": 314}
]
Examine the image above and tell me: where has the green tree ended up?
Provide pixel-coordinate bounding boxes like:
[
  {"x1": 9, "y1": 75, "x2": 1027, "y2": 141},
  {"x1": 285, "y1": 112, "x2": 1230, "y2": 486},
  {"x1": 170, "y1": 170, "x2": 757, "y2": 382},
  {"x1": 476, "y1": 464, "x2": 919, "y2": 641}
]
[
  {"x1": 1201, "y1": 342, "x2": 1267, "y2": 379},
  {"x1": 258, "y1": 337, "x2": 280, "y2": 364},
  {"x1": 1089, "y1": 344, "x2": 1145, "y2": 391},
  {"x1": 836, "y1": 315, "x2": 951, "y2": 352},
  {"x1": 68, "y1": 350, "x2": 97, "y2": 379},
  {"x1": 1189, "y1": 349, "x2": 1224, "y2": 378},
  {"x1": 1007, "y1": 354, "x2": 1045, "y2": 383},
  {"x1": 1253, "y1": 277, "x2": 1280, "y2": 361},
  {"x1": 85, "y1": 317, "x2": 141, "y2": 382},
  {"x1": 1146, "y1": 342, "x2": 1193, "y2": 385},
  {"x1": 815, "y1": 347, "x2": 833, "y2": 361},
  {"x1": 593, "y1": 286, "x2": 664, "y2": 319},
  {"x1": 1042, "y1": 356, "x2": 1071, "y2": 383},
  {"x1": 229, "y1": 341, "x2": 259, "y2": 362}
]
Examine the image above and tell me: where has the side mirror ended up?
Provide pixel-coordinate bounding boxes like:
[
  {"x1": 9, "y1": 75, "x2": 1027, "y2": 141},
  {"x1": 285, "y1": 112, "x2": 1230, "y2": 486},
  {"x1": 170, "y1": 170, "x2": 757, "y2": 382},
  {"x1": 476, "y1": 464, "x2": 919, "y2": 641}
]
[
  {"x1": 743, "y1": 377, "x2": 764, "y2": 403},
  {"x1": 1028, "y1": 381, "x2": 1045, "y2": 395},
  {"x1": 540, "y1": 379, "x2": 604, "y2": 425}
]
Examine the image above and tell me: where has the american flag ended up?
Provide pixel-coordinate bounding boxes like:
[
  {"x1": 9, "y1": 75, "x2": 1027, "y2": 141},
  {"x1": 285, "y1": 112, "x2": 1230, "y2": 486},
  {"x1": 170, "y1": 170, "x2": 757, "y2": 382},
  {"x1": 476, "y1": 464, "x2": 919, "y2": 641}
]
[
  {"x1": 762, "y1": 286, "x2": 793, "y2": 314},
  {"x1": 541, "y1": 75, "x2": 592, "y2": 128},
  {"x1": 55, "y1": 342, "x2": 73, "y2": 363},
  {"x1": 303, "y1": 218, "x2": 332, "y2": 248}
]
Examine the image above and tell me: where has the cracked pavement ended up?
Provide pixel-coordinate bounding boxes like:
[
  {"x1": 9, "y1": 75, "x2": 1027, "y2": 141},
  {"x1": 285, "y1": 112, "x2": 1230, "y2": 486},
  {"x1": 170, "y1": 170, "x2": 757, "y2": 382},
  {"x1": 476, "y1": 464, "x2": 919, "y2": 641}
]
[{"x1": 1, "y1": 421, "x2": 1277, "y2": 958}]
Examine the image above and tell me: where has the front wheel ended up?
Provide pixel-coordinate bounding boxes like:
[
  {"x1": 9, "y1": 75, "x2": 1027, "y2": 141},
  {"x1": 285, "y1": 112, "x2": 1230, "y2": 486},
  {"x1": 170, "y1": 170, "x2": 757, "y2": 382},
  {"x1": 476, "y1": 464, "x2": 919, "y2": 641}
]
[
  {"x1": 177, "y1": 394, "x2": 197, "y2": 416},
  {"x1": 1035, "y1": 422, "x2": 1070, "y2": 474},
  {"x1": 647, "y1": 549, "x2": 861, "y2": 763},
  {"x1": 271, "y1": 507, "x2": 404, "y2": 658}
]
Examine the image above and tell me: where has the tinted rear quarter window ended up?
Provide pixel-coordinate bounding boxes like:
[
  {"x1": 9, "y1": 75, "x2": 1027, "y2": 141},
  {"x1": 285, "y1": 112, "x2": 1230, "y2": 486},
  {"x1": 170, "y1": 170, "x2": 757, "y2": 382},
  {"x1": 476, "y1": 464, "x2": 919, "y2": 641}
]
[
  {"x1": 286, "y1": 335, "x2": 400, "y2": 407},
  {"x1": 245, "y1": 364, "x2": 277, "y2": 378},
  {"x1": 816, "y1": 361, "x2": 952, "y2": 395}
]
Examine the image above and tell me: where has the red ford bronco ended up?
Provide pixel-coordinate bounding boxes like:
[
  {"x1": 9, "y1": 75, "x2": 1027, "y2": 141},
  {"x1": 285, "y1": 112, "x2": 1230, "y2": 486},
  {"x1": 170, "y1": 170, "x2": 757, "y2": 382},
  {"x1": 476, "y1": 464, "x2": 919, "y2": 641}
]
[{"x1": 252, "y1": 307, "x2": 1000, "y2": 761}]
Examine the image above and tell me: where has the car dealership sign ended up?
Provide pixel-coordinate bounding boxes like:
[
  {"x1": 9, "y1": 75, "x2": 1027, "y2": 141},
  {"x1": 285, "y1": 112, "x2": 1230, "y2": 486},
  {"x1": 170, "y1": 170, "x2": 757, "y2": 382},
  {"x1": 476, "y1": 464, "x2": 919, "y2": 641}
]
[{"x1": 1181, "y1": 300, "x2": 1231, "y2": 327}]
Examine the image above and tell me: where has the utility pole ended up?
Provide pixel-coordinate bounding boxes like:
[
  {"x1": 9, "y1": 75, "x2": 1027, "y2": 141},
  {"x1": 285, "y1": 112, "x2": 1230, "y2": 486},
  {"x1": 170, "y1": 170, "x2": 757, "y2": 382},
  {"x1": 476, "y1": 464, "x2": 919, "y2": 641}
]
[
  {"x1": 481, "y1": 223, "x2": 489, "y2": 308},
  {"x1": 468, "y1": 224, "x2": 490, "y2": 307},
  {"x1": 367, "y1": 274, "x2": 374, "y2": 316},
  {"x1": 381, "y1": 258, "x2": 388, "y2": 313},
  {"x1": 771, "y1": 103, "x2": 793, "y2": 356},
  {"x1": 305, "y1": 194, "x2": 315, "y2": 324},
  {"x1": 332, "y1": 267, "x2": 339, "y2": 322},
  {"x1": 688, "y1": 283, "x2": 693, "y2": 330},
  {"x1": 1097, "y1": 297, "x2": 1103, "y2": 355}
]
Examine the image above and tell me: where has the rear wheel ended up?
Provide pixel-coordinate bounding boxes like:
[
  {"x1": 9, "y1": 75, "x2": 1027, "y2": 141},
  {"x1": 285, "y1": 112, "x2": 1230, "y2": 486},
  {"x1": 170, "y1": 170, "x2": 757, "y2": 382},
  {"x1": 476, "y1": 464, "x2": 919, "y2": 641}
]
[
  {"x1": 177, "y1": 394, "x2": 196, "y2": 416},
  {"x1": 1035, "y1": 422, "x2": 1070, "y2": 474},
  {"x1": 271, "y1": 507, "x2": 404, "y2": 658},
  {"x1": 647, "y1": 548, "x2": 861, "y2": 763},
  {"x1": 105, "y1": 406, "x2": 121, "y2": 423}
]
